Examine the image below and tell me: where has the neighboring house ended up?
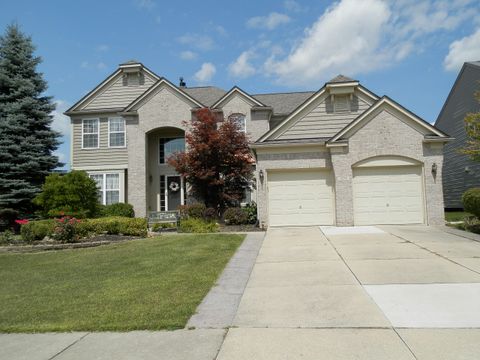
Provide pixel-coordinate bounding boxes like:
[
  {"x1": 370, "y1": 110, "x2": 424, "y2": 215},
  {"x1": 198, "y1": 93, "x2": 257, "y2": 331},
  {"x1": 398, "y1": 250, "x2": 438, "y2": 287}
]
[
  {"x1": 66, "y1": 61, "x2": 451, "y2": 227},
  {"x1": 435, "y1": 61, "x2": 480, "y2": 209}
]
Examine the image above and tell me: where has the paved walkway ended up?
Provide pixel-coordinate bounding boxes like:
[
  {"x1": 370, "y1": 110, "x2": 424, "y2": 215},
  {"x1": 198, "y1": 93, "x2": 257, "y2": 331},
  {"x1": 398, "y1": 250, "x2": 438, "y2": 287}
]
[{"x1": 4, "y1": 226, "x2": 480, "y2": 359}]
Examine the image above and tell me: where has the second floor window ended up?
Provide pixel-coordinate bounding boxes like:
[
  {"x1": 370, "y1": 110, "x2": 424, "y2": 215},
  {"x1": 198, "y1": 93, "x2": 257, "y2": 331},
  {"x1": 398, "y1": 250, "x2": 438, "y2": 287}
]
[
  {"x1": 109, "y1": 117, "x2": 126, "y2": 147},
  {"x1": 82, "y1": 119, "x2": 99, "y2": 148},
  {"x1": 228, "y1": 113, "x2": 246, "y2": 132},
  {"x1": 159, "y1": 137, "x2": 185, "y2": 164}
]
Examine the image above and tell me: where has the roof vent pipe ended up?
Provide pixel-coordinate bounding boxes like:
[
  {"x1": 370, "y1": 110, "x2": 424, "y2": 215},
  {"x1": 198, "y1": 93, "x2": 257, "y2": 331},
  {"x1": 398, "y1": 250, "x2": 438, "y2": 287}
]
[{"x1": 179, "y1": 77, "x2": 186, "y2": 87}]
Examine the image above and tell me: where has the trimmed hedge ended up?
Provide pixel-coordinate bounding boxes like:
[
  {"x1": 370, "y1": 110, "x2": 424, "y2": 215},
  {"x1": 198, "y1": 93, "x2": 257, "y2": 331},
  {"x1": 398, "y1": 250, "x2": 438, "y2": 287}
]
[
  {"x1": 179, "y1": 203, "x2": 207, "y2": 219},
  {"x1": 462, "y1": 188, "x2": 480, "y2": 219},
  {"x1": 179, "y1": 218, "x2": 218, "y2": 233},
  {"x1": 20, "y1": 217, "x2": 147, "y2": 242},
  {"x1": 100, "y1": 203, "x2": 135, "y2": 218}
]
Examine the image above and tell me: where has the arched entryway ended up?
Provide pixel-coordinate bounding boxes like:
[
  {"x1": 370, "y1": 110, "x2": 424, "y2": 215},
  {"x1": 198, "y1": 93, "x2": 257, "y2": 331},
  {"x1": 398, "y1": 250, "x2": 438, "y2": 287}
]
[{"x1": 146, "y1": 127, "x2": 186, "y2": 212}]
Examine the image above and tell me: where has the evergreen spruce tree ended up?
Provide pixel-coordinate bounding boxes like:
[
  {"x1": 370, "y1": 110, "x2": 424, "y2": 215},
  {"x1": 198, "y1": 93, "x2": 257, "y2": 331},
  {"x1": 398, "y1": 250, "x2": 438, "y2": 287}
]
[{"x1": 0, "y1": 24, "x2": 60, "y2": 213}]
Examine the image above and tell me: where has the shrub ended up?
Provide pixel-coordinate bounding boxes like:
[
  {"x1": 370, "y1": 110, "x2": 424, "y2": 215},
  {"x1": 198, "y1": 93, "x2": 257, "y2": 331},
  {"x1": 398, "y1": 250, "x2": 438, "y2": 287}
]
[
  {"x1": 223, "y1": 207, "x2": 248, "y2": 225},
  {"x1": 463, "y1": 188, "x2": 480, "y2": 219},
  {"x1": 461, "y1": 215, "x2": 480, "y2": 234},
  {"x1": 178, "y1": 203, "x2": 206, "y2": 219},
  {"x1": 151, "y1": 222, "x2": 176, "y2": 232},
  {"x1": 77, "y1": 217, "x2": 148, "y2": 237},
  {"x1": 243, "y1": 202, "x2": 257, "y2": 224},
  {"x1": 33, "y1": 171, "x2": 100, "y2": 219},
  {"x1": 179, "y1": 218, "x2": 218, "y2": 233},
  {"x1": 20, "y1": 220, "x2": 55, "y2": 243},
  {"x1": 0, "y1": 208, "x2": 19, "y2": 232},
  {"x1": 203, "y1": 207, "x2": 217, "y2": 222},
  {"x1": 0, "y1": 230, "x2": 14, "y2": 245},
  {"x1": 100, "y1": 203, "x2": 135, "y2": 218},
  {"x1": 52, "y1": 216, "x2": 81, "y2": 243}
]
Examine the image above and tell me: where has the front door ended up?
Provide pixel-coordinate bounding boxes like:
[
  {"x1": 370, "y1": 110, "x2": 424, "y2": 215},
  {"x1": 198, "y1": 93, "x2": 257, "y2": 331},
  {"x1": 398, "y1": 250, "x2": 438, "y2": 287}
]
[{"x1": 167, "y1": 176, "x2": 182, "y2": 211}]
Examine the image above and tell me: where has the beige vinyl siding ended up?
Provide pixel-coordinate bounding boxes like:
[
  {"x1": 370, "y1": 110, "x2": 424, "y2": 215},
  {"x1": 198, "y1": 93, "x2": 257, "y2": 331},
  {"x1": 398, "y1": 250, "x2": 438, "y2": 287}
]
[
  {"x1": 72, "y1": 117, "x2": 128, "y2": 169},
  {"x1": 83, "y1": 71, "x2": 156, "y2": 111},
  {"x1": 278, "y1": 92, "x2": 372, "y2": 140}
]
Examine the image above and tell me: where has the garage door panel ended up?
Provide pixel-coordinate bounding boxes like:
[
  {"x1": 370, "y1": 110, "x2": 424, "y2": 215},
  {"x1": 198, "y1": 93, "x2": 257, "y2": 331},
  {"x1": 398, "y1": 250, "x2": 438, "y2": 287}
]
[
  {"x1": 268, "y1": 170, "x2": 334, "y2": 226},
  {"x1": 353, "y1": 166, "x2": 423, "y2": 225}
]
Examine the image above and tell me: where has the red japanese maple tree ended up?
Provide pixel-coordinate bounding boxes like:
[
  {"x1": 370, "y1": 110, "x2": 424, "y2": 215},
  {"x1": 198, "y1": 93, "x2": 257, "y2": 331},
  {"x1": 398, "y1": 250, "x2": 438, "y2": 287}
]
[{"x1": 168, "y1": 108, "x2": 254, "y2": 210}]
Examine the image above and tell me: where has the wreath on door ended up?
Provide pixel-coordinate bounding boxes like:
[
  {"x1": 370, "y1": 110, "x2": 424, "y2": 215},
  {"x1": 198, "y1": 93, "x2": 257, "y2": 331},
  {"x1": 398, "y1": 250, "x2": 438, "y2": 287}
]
[{"x1": 169, "y1": 181, "x2": 180, "y2": 192}]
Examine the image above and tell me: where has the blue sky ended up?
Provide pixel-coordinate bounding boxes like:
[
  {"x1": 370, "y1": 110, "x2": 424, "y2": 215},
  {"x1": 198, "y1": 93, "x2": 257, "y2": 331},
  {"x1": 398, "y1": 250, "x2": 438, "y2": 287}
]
[{"x1": 1, "y1": 0, "x2": 480, "y2": 169}]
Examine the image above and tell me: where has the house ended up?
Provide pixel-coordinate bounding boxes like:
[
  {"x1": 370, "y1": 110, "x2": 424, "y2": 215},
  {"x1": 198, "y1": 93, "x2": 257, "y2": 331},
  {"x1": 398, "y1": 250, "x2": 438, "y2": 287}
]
[
  {"x1": 65, "y1": 61, "x2": 451, "y2": 227},
  {"x1": 435, "y1": 61, "x2": 480, "y2": 209}
]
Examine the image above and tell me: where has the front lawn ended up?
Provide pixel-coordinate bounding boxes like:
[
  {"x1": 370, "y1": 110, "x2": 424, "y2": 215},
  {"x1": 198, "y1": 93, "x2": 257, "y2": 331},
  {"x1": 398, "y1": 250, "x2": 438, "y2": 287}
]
[
  {"x1": 0, "y1": 234, "x2": 244, "y2": 332},
  {"x1": 445, "y1": 211, "x2": 471, "y2": 222}
]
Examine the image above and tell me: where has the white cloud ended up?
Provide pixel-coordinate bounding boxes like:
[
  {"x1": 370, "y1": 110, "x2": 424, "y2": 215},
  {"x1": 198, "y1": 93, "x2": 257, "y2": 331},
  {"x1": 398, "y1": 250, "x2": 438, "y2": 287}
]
[
  {"x1": 178, "y1": 33, "x2": 214, "y2": 51},
  {"x1": 444, "y1": 28, "x2": 480, "y2": 71},
  {"x1": 283, "y1": 0, "x2": 302, "y2": 12},
  {"x1": 180, "y1": 50, "x2": 197, "y2": 60},
  {"x1": 135, "y1": 0, "x2": 155, "y2": 9},
  {"x1": 246, "y1": 12, "x2": 291, "y2": 30},
  {"x1": 51, "y1": 100, "x2": 70, "y2": 137},
  {"x1": 96, "y1": 62, "x2": 107, "y2": 70},
  {"x1": 80, "y1": 61, "x2": 89, "y2": 69},
  {"x1": 229, "y1": 51, "x2": 257, "y2": 78},
  {"x1": 194, "y1": 63, "x2": 216, "y2": 83},
  {"x1": 263, "y1": 0, "x2": 479, "y2": 86}
]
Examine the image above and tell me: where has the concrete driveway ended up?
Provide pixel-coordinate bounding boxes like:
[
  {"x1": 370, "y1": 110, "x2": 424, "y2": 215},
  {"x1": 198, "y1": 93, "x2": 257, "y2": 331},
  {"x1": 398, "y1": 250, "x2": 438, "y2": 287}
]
[{"x1": 217, "y1": 225, "x2": 480, "y2": 360}]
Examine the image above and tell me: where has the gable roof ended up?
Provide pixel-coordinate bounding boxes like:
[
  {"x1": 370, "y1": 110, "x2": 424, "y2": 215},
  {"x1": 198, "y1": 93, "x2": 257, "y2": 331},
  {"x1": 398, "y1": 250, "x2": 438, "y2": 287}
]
[
  {"x1": 258, "y1": 82, "x2": 379, "y2": 142},
  {"x1": 65, "y1": 63, "x2": 160, "y2": 114},
  {"x1": 123, "y1": 78, "x2": 205, "y2": 112},
  {"x1": 328, "y1": 96, "x2": 450, "y2": 144},
  {"x1": 328, "y1": 74, "x2": 355, "y2": 83},
  {"x1": 211, "y1": 86, "x2": 267, "y2": 108},
  {"x1": 252, "y1": 91, "x2": 316, "y2": 115},
  {"x1": 435, "y1": 61, "x2": 480, "y2": 126},
  {"x1": 182, "y1": 86, "x2": 226, "y2": 107}
]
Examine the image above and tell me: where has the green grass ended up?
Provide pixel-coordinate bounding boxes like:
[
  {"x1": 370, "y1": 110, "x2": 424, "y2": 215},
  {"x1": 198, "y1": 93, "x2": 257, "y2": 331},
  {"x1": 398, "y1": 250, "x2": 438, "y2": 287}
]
[
  {"x1": 445, "y1": 211, "x2": 471, "y2": 222},
  {"x1": 0, "y1": 234, "x2": 244, "y2": 332}
]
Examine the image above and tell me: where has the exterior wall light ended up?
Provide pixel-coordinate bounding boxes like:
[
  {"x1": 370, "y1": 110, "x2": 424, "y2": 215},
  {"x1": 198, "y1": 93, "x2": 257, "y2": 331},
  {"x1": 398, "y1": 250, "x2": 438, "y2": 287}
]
[
  {"x1": 259, "y1": 169, "x2": 264, "y2": 183},
  {"x1": 431, "y1": 163, "x2": 437, "y2": 176}
]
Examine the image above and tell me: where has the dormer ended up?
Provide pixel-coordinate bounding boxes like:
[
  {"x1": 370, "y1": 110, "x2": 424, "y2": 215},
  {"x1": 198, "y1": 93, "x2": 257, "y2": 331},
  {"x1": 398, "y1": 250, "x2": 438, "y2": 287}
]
[
  {"x1": 119, "y1": 60, "x2": 145, "y2": 86},
  {"x1": 325, "y1": 75, "x2": 360, "y2": 113}
]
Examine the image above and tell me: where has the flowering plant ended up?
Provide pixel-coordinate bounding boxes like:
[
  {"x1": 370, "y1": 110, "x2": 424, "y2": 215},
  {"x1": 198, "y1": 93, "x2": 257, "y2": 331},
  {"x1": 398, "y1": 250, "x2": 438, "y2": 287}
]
[
  {"x1": 52, "y1": 216, "x2": 80, "y2": 243},
  {"x1": 14, "y1": 219, "x2": 29, "y2": 225}
]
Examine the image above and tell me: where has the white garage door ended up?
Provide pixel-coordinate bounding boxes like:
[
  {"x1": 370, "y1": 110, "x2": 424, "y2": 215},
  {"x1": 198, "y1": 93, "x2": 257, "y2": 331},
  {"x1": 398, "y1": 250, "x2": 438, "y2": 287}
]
[
  {"x1": 268, "y1": 170, "x2": 334, "y2": 226},
  {"x1": 353, "y1": 166, "x2": 424, "y2": 225}
]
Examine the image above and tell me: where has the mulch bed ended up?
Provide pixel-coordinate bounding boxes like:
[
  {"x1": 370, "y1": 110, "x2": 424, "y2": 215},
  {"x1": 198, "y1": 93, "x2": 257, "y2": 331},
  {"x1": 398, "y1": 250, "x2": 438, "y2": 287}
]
[{"x1": 218, "y1": 224, "x2": 265, "y2": 232}]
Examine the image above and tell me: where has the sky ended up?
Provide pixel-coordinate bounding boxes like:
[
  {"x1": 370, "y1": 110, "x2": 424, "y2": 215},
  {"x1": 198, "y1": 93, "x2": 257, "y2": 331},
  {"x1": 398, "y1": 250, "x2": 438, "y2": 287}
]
[{"x1": 1, "y1": 0, "x2": 480, "y2": 169}]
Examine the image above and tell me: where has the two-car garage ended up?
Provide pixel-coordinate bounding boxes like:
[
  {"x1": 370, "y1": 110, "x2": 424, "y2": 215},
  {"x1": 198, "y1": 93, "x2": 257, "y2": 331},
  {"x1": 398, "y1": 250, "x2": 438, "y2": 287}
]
[{"x1": 266, "y1": 161, "x2": 425, "y2": 227}]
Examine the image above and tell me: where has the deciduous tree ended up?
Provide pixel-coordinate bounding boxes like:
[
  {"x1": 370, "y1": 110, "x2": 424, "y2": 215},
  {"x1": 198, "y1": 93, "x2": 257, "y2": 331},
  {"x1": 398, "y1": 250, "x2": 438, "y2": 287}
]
[
  {"x1": 461, "y1": 90, "x2": 480, "y2": 161},
  {"x1": 168, "y1": 108, "x2": 254, "y2": 210}
]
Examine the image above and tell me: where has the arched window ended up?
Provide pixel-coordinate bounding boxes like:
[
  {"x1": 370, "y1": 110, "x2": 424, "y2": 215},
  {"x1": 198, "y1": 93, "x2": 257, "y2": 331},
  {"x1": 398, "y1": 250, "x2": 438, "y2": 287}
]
[{"x1": 228, "y1": 113, "x2": 246, "y2": 132}]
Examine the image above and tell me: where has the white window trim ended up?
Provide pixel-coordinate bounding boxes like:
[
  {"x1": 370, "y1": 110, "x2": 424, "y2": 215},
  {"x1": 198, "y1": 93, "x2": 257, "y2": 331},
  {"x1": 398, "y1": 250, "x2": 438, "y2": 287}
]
[
  {"x1": 108, "y1": 117, "x2": 126, "y2": 148},
  {"x1": 81, "y1": 118, "x2": 100, "y2": 149},
  {"x1": 228, "y1": 113, "x2": 247, "y2": 133},
  {"x1": 87, "y1": 170, "x2": 125, "y2": 205}
]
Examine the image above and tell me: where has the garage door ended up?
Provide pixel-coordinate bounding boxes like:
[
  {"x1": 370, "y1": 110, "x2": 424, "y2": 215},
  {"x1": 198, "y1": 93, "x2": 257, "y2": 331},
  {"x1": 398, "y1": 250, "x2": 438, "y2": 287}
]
[
  {"x1": 268, "y1": 170, "x2": 334, "y2": 226},
  {"x1": 353, "y1": 166, "x2": 424, "y2": 225}
]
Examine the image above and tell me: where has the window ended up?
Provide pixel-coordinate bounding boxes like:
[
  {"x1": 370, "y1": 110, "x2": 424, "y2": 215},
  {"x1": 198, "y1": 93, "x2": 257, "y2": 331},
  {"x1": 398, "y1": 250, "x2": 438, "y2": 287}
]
[
  {"x1": 89, "y1": 173, "x2": 121, "y2": 205},
  {"x1": 82, "y1": 119, "x2": 99, "y2": 148},
  {"x1": 105, "y1": 174, "x2": 120, "y2": 204},
  {"x1": 228, "y1": 113, "x2": 246, "y2": 132},
  {"x1": 108, "y1": 118, "x2": 126, "y2": 147},
  {"x1": 159, "y1": 137, "x2": 185, "y2": 164}
]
